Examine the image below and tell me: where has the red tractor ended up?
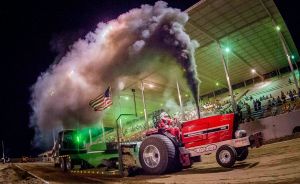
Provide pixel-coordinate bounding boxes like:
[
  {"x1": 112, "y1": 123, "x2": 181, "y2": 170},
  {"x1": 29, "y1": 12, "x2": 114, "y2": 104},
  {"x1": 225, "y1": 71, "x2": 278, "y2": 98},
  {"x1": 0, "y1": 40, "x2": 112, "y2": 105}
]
[{"x1": 138, "y1": 113, "x2": 262, "y2": 174}]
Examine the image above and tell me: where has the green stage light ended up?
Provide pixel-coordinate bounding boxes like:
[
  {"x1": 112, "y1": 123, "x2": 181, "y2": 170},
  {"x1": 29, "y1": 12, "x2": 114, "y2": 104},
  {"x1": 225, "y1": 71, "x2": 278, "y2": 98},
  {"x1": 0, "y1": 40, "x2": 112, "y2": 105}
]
[
  {"x1": 76, "y1": 135, "x2": 80, "y2": 143},
  {"x1": 225, "y1": 47, "x2": 230, "y2": 53}
]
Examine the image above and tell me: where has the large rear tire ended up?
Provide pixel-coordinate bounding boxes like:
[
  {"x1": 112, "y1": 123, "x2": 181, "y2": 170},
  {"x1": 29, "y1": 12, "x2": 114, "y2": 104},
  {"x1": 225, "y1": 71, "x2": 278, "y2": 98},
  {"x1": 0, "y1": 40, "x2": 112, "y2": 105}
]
[
  {"x1": 236, "y1": 147, "x2": 249, "y2": 161},
  {"x1": 216, "y1": 145, "x2": 237, "y2": 168},
  {"x1": 139, "y1": 134, "x2": 177, "y2": 175}
]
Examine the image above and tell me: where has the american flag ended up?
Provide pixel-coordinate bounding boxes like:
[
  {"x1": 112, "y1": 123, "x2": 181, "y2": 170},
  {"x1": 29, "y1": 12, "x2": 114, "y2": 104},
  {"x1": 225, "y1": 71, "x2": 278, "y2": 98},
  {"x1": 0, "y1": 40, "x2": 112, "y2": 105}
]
[{"x1": 89, "y1": 87, "x2": 112, "y2": 111}]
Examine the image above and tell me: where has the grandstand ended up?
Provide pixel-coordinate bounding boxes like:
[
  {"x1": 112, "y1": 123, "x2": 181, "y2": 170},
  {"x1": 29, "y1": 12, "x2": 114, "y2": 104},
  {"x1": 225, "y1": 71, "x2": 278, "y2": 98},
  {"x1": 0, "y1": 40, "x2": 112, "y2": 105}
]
[{"x1": 89, "y1": 0, "x2": 300, "y2": 141}]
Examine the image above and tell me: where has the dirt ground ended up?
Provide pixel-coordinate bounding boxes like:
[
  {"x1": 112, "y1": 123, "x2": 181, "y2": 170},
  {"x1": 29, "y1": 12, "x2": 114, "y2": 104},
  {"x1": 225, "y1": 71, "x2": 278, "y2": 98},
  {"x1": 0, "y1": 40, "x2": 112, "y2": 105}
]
[
  {"x1": 2, "y1": 137, "x2": 300, "y2": 184},
  {"x1": 0, "y1": 164, "x2": 43, "y2": 184}
]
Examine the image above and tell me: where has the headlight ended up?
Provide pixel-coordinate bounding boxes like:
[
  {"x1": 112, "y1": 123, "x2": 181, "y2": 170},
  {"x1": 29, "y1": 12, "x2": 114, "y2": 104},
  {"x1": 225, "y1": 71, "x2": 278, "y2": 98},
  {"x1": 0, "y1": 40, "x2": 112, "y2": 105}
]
[{"x1": 235, "y1": 130, "x2": 247, "y2": 138}]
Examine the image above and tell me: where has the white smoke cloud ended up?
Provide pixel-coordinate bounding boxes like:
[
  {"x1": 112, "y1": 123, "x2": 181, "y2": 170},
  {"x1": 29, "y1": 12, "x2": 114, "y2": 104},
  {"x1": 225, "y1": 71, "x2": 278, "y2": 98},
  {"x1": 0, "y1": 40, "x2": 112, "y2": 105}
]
[{"x1": 30, "y1": 1, "x2": 199, "y2": 138}]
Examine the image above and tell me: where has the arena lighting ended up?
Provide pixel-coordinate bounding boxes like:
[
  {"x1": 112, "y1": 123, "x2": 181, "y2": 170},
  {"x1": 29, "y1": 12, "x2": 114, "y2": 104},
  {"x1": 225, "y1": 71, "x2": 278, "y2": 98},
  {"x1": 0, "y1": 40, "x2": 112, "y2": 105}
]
[
  {"x1": 225, "y1": 47, "x2": 230, "y2": 53},
  {"x1": 251, "y1": 69, "x2": 256, "y2": 73},
  {"x1": 291, "y1": 55, "x2": 295, "y2": 59},
  {"x1": 185, "y1": 94, "x2": 189, "y2": 97},
  {"x1": 124, "y1": 96, "x2": 129, "y2": 100},
  {"x1": 216, "y1": 82, "x2": 219, "y2": 86},
  {"x1": 148, "y1": 84, "x2": 154, "y2": 88},
  {"x1": 160, "y1": 103, "x2": 163, "y2": 106},
  {"x1": 276, "y1": 25, "x2": 280, "y2": 31}
]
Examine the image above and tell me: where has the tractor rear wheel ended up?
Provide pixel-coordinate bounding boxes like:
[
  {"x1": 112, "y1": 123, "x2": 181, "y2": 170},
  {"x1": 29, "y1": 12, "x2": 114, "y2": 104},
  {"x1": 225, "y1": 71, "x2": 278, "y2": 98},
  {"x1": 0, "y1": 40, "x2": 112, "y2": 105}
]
[
  {"x1": 139, "y1": 134, "x2": 177, "y2": 175},
  {"x1": 236, "y1": 147, "x2": 249, "y2": 161},
  {"x1": 216, "y1": 145, "x2": 237, "y2": 168}
]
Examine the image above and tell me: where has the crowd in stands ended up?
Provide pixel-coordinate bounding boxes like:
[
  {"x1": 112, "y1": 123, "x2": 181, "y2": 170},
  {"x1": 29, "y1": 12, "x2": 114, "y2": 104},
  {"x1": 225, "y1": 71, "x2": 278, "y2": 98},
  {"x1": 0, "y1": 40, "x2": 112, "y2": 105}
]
[{"x1": 237, "y1": 88, "x2": 300, "y2": 122}]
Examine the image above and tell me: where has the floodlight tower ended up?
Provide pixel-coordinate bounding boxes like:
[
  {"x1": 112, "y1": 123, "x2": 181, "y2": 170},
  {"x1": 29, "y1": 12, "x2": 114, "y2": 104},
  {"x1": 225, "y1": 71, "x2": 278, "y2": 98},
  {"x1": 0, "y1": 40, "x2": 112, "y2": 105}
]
[{"x1": 217, "y1": 42, "x2": 237, "y2": 112}]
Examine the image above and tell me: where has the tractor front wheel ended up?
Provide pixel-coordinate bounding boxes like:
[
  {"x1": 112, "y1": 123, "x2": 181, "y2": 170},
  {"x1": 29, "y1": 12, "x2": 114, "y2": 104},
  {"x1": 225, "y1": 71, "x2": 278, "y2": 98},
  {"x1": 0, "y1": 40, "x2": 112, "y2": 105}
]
[{"x1": 216, "y1": 145, "x2": 237, "y2": 168}]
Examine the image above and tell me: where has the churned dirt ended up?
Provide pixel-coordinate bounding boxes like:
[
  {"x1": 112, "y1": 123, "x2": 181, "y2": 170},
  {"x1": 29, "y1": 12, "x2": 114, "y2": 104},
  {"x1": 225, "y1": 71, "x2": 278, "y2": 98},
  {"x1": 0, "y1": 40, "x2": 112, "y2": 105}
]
[
  {"x1": 0, "y1": 164, "x2": 43, "y2": 184},
  {"x1": 2, "y1": 137, "x2": 300, "y2": 184}
]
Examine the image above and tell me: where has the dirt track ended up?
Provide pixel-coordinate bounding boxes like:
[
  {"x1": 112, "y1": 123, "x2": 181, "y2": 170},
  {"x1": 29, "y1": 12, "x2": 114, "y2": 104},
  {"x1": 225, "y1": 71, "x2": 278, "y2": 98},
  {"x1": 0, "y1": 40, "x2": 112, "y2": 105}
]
[{"x1": 2, "y1": 137, "x2": 300, "y2": 184}]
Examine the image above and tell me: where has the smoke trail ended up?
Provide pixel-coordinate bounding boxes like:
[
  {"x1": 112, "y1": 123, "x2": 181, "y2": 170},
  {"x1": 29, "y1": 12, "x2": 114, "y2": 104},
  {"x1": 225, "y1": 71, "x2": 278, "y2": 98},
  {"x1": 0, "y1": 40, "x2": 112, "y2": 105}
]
[{"x1": 30, "y1": 1, "x2": 200, "y2": 135}]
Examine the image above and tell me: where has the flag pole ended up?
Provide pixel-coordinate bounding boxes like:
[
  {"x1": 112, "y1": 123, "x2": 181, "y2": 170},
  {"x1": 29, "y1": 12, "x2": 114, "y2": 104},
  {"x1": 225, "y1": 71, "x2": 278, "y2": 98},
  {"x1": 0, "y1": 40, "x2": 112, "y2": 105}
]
[{"x1": 141, "y1": 81, "x2": 149, "y2": 130}]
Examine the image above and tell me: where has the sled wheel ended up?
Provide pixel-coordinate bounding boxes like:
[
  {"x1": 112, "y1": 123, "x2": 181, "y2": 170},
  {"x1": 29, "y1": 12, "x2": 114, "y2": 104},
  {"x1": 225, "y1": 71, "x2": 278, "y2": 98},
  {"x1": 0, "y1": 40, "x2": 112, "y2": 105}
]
[
  {"x1": 60, "y1": 157, "x2": 67, "y2": 172},
  {"x1": 236, "y1": 147, "x2": 249, "y2": 161}
]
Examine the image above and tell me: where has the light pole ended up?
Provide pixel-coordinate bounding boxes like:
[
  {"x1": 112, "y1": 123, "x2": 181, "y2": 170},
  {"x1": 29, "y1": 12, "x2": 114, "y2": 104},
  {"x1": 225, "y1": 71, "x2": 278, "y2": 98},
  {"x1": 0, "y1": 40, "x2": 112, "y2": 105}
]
[
  {"x1": 2, "y1": 140, "x2": 5, "y2": 164},
  {"x1": 140, "y1": 81, "x2": 149, "y2": 130},
  {"x1": 217, "y1": 42, "x2": 237, "y2": 112}
]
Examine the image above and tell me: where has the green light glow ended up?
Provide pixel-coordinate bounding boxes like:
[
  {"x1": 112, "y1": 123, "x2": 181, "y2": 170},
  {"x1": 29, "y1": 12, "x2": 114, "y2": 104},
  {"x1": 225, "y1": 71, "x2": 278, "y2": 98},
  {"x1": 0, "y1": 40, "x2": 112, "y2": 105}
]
[
  {"x1": 185, "y1": 94, "x2": 188, "y2": 97},
  {"x1": 216, "y1": 82, "x2": 219, "y2": 86},
  {"x1": 276, "y1": 26, "x2": 280, "y2": 31},
  {"x1": 225, "y1": 47, "x2": 230, "y2": 53},
  {"x1": 76, "y1": 135, "x2": 80, "y2": 143},
  {"x1": 291, "y1": 55, "x2": 295, "y2": 59}
]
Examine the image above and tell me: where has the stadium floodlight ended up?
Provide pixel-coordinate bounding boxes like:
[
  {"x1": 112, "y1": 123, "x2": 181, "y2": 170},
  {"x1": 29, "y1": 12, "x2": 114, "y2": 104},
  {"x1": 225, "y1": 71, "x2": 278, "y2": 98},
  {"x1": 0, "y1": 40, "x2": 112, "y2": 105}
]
[
  {"x1": 251, "y1": 69, "x2": 256, "y2": 73},
  {"x1": 124, "y1": 96, "x2": 129, "y2": 100},
  {"x1": 148, "y1": 84, "x2": 154, "y2": 88},
  {"x1": 225, "y1": 47, "x2": 230, "y2": 53},
  {"x1": 276, "y1": 26, "x2": 280, "y2": 31},
  {"x1": 291, "y1": 55, "x2": 295, "y2": 59},
  {"x1": 216, "y1": 82, "x2": 219, "y2": 86},
  {"x1": 185, "y1": 94, "x2": 189, "y2": 97}
]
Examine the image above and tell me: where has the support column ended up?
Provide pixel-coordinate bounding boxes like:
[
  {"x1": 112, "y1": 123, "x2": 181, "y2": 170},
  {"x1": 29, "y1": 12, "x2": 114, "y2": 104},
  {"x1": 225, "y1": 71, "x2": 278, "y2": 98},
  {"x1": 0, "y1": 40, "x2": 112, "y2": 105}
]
[
  {"x1": 277, "y1": 32, "x2": 299, "y2": 92},
  {"x1": 101, "y1": 121, "x2": 106, "y2": 143},
  {"x1": 176, "y1": 81, "x2": 184, "y2": 120},
  {"x1": 216, "y1": 41, "x2": 237, "y2": 112},
  {"x1": 141, "y1": 81, "x2": 149, "y2": 130}
]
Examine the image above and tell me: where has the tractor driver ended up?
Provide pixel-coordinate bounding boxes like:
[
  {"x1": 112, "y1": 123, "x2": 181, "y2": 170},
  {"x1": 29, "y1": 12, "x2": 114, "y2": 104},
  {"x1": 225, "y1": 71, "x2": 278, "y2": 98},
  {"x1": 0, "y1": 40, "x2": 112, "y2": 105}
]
[{"x1": 159, "y1": 112, "x2": 180, "y2": 139}]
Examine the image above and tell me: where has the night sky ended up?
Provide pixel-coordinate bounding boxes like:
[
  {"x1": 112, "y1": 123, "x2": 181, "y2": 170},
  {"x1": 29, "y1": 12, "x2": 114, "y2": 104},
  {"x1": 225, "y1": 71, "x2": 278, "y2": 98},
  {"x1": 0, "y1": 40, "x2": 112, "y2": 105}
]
[{"x1": 0, "y1": 0, "x2": 299, "y2": 157}]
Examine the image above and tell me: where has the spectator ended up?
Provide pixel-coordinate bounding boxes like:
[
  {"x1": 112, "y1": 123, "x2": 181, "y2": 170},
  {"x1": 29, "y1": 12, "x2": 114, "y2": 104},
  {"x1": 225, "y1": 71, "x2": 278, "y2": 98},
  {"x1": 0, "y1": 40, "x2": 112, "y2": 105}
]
[
  {"x1": 267, "y1": 99, "x2": 272, "y2": 109},
  {"x1": 269, "y1": 94, "x2": 273, "y2": 99},
  {"x1": 288, "y1": 78, "x2": 292, "y2": 84},
  {"x1": 281, "y1": 91, "x2": 286, "y2": 103},
  {"x1": 253, "y1": 100, "x2": 257, "y2": 111},
  {"x1": 289, "y1": 90, "x2": 295, "y2": 101},
  {"x1": 276, "y1": 96, "x2": 282, "y2": 106},
  {"x1": 244, "y1": 102, "x2": 254, "y2": 122},
  {"x1": 293, "y1": 89, "x2": 297, "y2": 96},
  {"x1": 256, "y1": 99, "x2": 261, "y2": 110},
  {"x1": 272, "y1": 97, "x2": 277, "y2": 106}
]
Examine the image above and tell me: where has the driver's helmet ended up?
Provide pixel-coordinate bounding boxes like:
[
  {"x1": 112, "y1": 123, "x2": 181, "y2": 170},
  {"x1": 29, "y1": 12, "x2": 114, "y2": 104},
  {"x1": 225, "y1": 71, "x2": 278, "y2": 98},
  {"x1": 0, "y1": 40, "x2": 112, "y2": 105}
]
[{"x1": 160, "y1": 112, "x2": 170, "y2": 119}]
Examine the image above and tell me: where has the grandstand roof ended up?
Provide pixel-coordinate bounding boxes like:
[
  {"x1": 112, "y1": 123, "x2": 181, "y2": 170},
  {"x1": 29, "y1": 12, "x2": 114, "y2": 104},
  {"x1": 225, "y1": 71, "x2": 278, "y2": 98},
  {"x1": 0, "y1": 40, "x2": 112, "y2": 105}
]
[{"x1": 102, "y1": 0, "x2": 299, "y2": 126}]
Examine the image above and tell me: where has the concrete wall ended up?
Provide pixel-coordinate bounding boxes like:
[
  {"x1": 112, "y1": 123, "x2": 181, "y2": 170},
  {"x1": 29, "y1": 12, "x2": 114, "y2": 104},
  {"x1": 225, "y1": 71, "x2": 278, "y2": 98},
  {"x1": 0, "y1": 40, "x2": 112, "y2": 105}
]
[{"x1": 239, "y1": 110, "x2": 300, "y2": 141}]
